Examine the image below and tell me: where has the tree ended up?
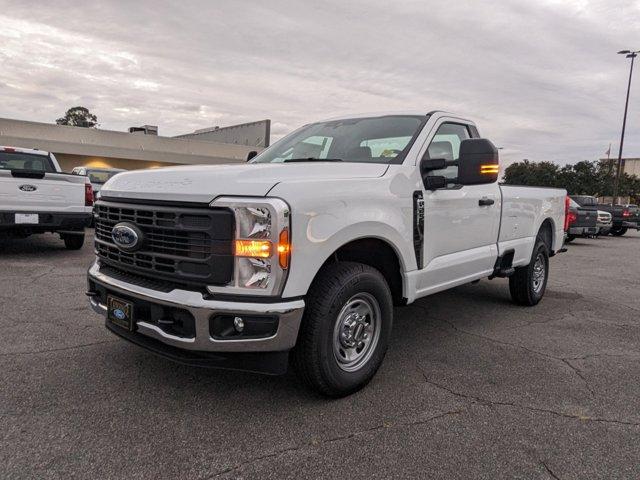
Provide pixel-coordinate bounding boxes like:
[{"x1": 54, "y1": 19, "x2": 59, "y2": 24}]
[
  {"x1": 502, "y1": 160, "x2": 563, "y2": 188},
  {"x1": 56, "y1": 106, "x2": 98, "y2": 128},
  {"x1": 503, "y1": 159, "x2": 639, "y2": 202}
]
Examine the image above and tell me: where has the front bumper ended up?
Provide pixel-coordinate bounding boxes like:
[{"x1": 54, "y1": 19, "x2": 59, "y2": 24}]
[{"x1": 87, "y1": 262, "x2": 305, "y2": 356}]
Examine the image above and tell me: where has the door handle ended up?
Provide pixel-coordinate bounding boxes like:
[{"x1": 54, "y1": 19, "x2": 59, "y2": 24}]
[{"x1": 479, "y1": 198, "x2": 495, "y2": 206}]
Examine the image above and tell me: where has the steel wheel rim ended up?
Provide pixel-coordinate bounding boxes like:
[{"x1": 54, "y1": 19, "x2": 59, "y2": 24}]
[
  {"x1": 332, "y1": 292, "x2": 382, "y2": 372},
  {"x1": 532, "y1": 253, "x2": 546, "y2": 294}
]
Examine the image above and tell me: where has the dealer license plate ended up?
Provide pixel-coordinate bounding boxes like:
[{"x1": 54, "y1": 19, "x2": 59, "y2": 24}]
[{"x1": 107, "y1": 295, "x2": 134, "y2": 331}]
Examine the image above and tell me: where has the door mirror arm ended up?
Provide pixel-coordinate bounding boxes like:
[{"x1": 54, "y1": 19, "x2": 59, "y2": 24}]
[{"x1": 420, "y1": 156, "x2": 457, "y2": 191}]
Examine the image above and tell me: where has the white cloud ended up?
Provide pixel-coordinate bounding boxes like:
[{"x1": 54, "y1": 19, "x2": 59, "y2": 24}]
[{"x1": 0, "y1": 0, "x2": 638, "y2": 163}]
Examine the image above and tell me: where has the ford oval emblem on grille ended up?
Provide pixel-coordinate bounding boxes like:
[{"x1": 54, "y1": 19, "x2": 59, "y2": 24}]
[
  {"x1": 111, "y1": 222, "x2": 143, "y2": 252},
  {"x1": 19, "y1": 184, "x2": 37, "y2": 192}
]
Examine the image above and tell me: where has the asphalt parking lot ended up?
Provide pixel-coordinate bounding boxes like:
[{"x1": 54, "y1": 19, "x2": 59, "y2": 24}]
[{"x1": 1, "y1": 231, "x2": 639, "y2": 479}]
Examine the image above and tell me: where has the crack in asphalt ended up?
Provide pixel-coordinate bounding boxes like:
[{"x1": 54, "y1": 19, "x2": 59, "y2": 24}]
[
  {"x1": 0, "y1": 339, "x2": 118, "y2": 357},
  {"x1": 564, "y1": 352, "x2": 640, "y2": 361},
  {"x1": 420, "y1": 372, "x2": 640, "y2": 428},
  {"x1": 205, "y1": 409, "x2": 463, "y2": 478},
  {"x1": 560, "y1": 359, "x2": 594, "y2": 396},
  {"x1": 541, "y1": 461, "x2": 561, "y2": 479},
  {"x1": 410, "y1": 305, "x2": 601, "y2": 396}
]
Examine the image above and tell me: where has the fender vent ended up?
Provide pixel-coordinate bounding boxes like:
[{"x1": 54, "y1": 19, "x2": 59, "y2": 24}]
[{"x1": 413, "y1": 191, "x2": 425, "y2": 269}]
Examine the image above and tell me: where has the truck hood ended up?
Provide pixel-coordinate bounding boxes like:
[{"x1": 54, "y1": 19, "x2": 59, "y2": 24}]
[{"x1": 100, "y1": 162, "x2": 388, "y2": 203}]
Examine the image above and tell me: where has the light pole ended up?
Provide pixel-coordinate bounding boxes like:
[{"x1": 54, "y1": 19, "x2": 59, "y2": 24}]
[{"x1": 612, "y1": 49, "x2": 639, "y2": 204}]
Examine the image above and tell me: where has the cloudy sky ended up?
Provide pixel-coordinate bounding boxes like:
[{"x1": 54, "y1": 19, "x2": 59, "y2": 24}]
[{"x1": 1, "y1": 0, "x2": 639, "y2": 164}]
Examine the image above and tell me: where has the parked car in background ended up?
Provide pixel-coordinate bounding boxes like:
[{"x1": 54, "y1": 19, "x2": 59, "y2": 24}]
[
  {"x1": 71, "y1": 167, "x2": 126, "y2": 201},
  {"x1": 566, "y1": 197, "x2": 597, "y2": 242},
  {"x1": 596, "y1": 210, "x2": 612, "y2": 236},
  {"x1": 0, "y1": 146, "x2": 92, "y2": 249},
  {"x1": 570, "y1": 195, "x2": 639, "y2": 237}
]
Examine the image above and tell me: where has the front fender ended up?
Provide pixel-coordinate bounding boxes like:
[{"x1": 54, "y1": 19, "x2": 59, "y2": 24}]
[{"x1": 270, "y1": 176, "x2": 415, "y2": 298}]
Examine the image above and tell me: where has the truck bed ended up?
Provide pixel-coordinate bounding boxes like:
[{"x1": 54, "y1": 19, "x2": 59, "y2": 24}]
[{"x1": 498, "y1": 185, "x2": 566, "y2": 267}]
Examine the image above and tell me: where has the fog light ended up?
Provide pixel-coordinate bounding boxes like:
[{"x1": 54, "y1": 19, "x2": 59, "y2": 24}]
[{"x1": 233, "y1": 316, "x2": 245, "y2": 332}]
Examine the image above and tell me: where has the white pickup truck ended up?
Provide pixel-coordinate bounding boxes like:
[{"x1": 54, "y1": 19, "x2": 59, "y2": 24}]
[
  {"x1": 87, "y1": 112, "x2": 567, "y2": 396},
  {"x1": 0, "y1": 146, "x2": 93, "y2": 249}
]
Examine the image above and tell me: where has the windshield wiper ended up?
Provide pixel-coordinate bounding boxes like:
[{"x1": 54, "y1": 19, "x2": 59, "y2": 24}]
[{"x1": 283, "y1": 157, "x2": 343, "y2": 163}]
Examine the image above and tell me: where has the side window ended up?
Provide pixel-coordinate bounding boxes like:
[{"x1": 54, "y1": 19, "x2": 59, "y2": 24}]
[{"x1": 426, "y1": 123, "x2": 471, "y2": 180}]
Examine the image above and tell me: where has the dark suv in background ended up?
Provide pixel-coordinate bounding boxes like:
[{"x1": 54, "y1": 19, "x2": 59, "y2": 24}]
[{"x1": 570, "y1": 195, "x2": 639, "y2": 236}]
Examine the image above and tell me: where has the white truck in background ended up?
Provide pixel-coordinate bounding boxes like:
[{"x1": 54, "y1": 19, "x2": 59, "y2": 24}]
[
  {"x1": 0, "y1": 146, "x2": 93, "y2": 249},
  {"x1": 86, "y1": 112, "x2": 567, "y2": 396}
]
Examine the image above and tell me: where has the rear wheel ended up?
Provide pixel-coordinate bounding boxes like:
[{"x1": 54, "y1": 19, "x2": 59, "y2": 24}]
[
  {"x1": 509, "y1": 238, "x2": 549, "y2": 306},
  {"x1": 292, "y1": 262, "x2": 393, "y2": 397},
  {"x1": 610, "y1": 227, "x2": 627, "y2": 236},
  {"x1": 63, "y1": 234, "x2": 85, "y2": 250}
]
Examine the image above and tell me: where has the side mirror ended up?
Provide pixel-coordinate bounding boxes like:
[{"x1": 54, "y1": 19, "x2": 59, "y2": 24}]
[
  {"x1": 421, "y1": 158, "x2": 447, "y2": 171},
  {"x1": 246, "y1": 151, "x2": 258, "y2": 161},
  {"x1": 419, "y1": 157, "x2": 450, "y2": 190},
  {"x1": 457, "y1": 139, "x2": 499, "y2": 185},
  {"x1": 425, "y1": 176, "x2": 447, "y2": 191}
]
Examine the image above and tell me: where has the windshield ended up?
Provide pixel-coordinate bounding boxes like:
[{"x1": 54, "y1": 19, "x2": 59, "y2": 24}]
[
  {"x1": 0, "y1": 152, "x2": 55, "y2": 172},
  {"x1": 251, "y1": 115, "x2": 427, "y2": 164},
  {"x1": 87, "y1": 170, "x2": 124, "y2": 184}
]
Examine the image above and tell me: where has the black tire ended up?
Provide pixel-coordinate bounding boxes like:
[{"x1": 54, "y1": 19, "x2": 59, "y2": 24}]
[
  {"x1": 292, "y1": 262, "x2": 393, "y2": 397},
  {"x1": 509, "y1": 237, "x2": 549, "y2": 306},
  {"x1": 63, "y1": 234, "x2": 85, "y2": 250},
  {"x1": 565, "y1": 235, "x2": 575, "y2": 243},
  {"x1": 610, "y1": 227, "x2": 627, "y2": 237}
]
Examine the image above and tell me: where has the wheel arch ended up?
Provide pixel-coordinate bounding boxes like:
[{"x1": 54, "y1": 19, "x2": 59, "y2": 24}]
[
  {"x1": 320, "y1": 236, "x2": 407, "y2": 305},
  {"x1": 537, "y1": 217, "x2": 555, "y2": 251}
]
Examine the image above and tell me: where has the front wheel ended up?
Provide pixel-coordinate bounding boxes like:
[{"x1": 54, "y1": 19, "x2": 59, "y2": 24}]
[
  {"x1": 610, "y1": 227, "x2": 627, "y2": 237},
  {"x1": 509, "y1": 238, "x2": 549, "y2": 306},
  {"x1": 292, "y1": 262, "x2": 393, "y2": 397}
]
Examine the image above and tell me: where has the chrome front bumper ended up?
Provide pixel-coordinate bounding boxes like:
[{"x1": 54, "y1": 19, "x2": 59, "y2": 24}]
[{"x1": 87, "y1": 262, "x2": 305, "y2": 353}]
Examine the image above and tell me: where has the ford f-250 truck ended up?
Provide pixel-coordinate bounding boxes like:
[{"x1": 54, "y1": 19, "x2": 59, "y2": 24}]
[
  {"x1": 86, "y1": 112, "x2": 567, "y2": 396},
  {"x1": 0, "y1": 146, "x2": 93, "y2": 249}
]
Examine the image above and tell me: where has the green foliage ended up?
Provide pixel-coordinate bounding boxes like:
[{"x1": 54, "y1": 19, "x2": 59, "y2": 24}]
[
  {"x1": 503, "y1": 159, "x2": 640, "y2": 198},
  {"x1": 56, "y1": 106, "x2": 98, "y2": 128}
]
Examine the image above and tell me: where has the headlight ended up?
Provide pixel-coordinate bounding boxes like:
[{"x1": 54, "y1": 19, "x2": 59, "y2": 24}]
[{"x1": 209, "y1": 197, "x2": 291, "y2": 296}]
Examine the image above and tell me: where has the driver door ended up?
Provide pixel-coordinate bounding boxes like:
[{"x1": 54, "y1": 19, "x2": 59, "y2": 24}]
[{"x1": 416, "y1": 121, "x2": 500, "y2": 297}]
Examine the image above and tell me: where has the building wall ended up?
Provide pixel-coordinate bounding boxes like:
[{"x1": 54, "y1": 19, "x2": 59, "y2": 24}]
[
  {"x1": 623, "y1": 158, "x2": 640, "y2": 177},
  {"x1": 0, "y1": 118, "x2": 261, "y2": 169},
  {"x1": 176, "y1": 120, "x2": 270, "y2": 147}
]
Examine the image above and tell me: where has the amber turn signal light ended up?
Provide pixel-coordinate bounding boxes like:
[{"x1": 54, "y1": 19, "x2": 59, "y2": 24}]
[
  {"x1": 277, "y1": 229, "x2": 290, "y2": 269},
  {"x1": 480, "y1": 164, "x2": 500, "y2": 174},
  {"x1": 235, "y1": 239, "x2": 272, "y2": 258}
]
